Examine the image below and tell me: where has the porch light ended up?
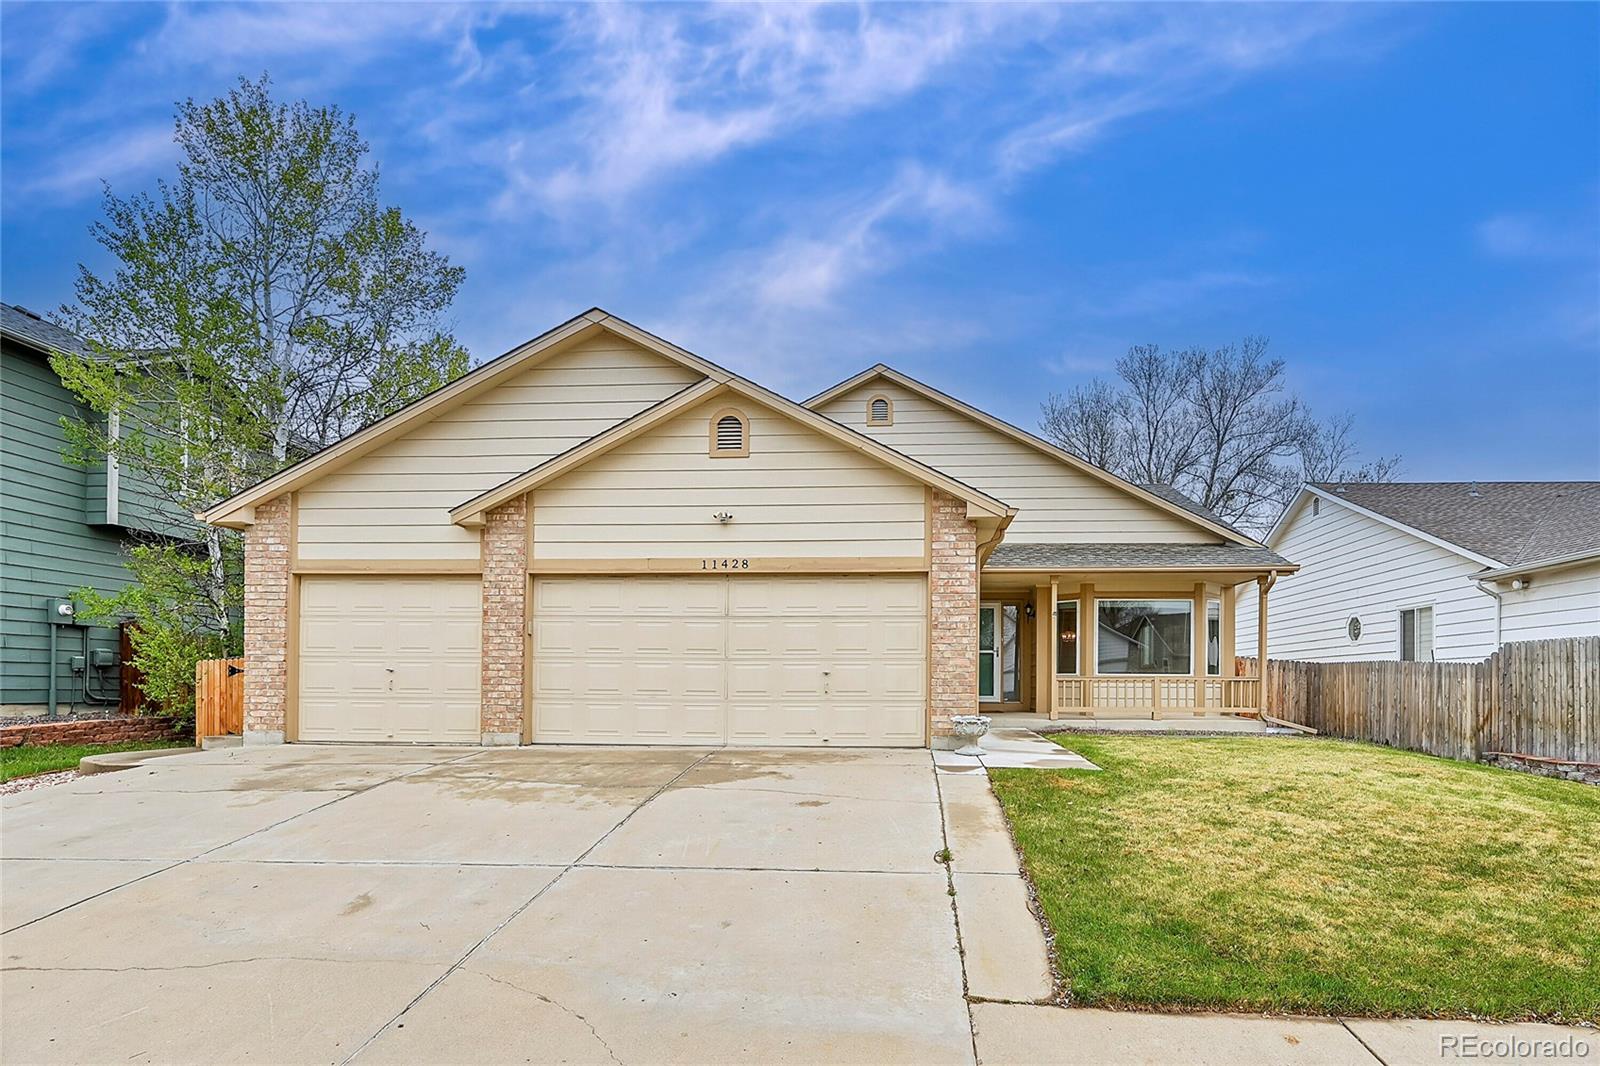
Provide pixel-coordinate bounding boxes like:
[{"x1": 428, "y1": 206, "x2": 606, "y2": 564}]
[
  {"x1": 714, "y1": 512, "x2": 734, "y2": 524},
  {"x1": 1024, "y1": 603, "x2": 1035, "y2": 619}
]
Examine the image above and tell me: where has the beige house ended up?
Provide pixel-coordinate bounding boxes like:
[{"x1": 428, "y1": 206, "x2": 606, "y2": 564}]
[{"x1": 203, "y1": 310, "x2": 1294, "y2": 748}]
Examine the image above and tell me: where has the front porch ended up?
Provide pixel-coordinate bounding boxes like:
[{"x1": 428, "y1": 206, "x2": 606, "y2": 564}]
[{"x1": 976, "y1": 546, "x2": 1289, "y2": 722}]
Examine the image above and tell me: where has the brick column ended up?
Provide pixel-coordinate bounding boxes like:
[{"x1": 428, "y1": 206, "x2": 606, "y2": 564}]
[
  {"x1": 243, "y1": 493, "x2": 290, "y2": 745},
  {"x1": 929, "y1": 490, "x2": 979, "y2": 743},
  {"x1": 480, "y1": 495, "x2": 527, "y2": 745}
]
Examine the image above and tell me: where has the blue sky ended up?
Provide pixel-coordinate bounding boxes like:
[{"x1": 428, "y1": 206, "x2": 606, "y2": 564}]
[{"x1": 3, "y1": 2, "x2": 1596, "y2": 479}]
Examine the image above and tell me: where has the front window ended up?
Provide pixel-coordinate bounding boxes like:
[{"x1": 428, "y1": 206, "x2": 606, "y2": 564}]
[
  {"x1": 1097, "y1": 599, "x2": 1192, "y2": 675},
  {"x1": 1400, "y1": 606, "x2": 1433, "y2": 661},
  {"x1": 1056, "y1": 600, "x2": 1079, "y2": 675},
  {"x1": 1206, "y1": 600, "x2": 1221, "y2": 676}
]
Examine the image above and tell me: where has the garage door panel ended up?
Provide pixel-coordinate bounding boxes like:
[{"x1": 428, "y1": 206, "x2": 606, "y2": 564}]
[
  {"x1": 728, "y1": 701, "x2": 822, "y2": 745},
  {"x1": 534, "y1": 575, "x2": 925, "y2": 746},
  {"x1": 298, "y1": 576, "x2": 482, "y2": 744}
]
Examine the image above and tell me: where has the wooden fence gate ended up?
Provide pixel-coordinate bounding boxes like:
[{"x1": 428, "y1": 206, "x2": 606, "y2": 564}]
[
  {"x1": 1241, "y1": 636, "x2": 1599, "y2": 763},
  {"x1": 194, "y1": 657, "x2": 246, "y2": 744}
]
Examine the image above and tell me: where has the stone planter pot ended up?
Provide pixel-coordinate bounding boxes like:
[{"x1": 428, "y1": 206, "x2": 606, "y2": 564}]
[{"x1": 950, "y1": 714, "x2": 991, "y2": 757}]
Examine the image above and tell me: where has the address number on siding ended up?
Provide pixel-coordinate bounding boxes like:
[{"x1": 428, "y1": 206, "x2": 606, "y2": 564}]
[{"x1": 701, "y1": 558, "x2": 751, "y2": 570}]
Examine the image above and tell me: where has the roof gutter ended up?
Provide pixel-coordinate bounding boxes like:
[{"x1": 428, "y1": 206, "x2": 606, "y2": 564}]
[{"x1": 1474, "y1": 547, "x2": 1600, "y2": 583}]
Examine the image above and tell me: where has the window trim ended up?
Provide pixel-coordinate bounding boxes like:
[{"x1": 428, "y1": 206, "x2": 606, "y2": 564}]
[
  {"x1": 707, "y1": 407, "x2": 751, "y2": 458},
  {"x1": 1055, "y1": 599, "x2": 1080, "y2": 676},
  {"x1": 1397, "y1": 602, "x2": 1435, "y2": 662},
  {"x1": 866, "y1": 393, "x2": 894, "y2": 426},
  {"x1": 1206, "y1": 598, "x2": 1222, "y2": 676},
  {"x1": 1093, "y1": 597, "x2": 1196, "y2": 677}
]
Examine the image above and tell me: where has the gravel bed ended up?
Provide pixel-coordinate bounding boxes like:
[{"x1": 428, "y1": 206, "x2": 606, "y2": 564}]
[{"x1": 0, "y1": 769, "x2": 80, "y2": 795}]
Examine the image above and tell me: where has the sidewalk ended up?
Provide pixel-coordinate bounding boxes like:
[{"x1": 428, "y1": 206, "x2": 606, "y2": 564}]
[{"x1": 934, "y1": 725, "x2": 1595, "y2": 1066}]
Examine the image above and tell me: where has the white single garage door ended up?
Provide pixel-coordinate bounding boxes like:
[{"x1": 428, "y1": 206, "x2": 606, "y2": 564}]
[
  {"x1": 532, "y1": 575, "x2": 926, "y2": 747},
  {"x1": 298, "y1": 575, "x2": 481, "y2": 743}
]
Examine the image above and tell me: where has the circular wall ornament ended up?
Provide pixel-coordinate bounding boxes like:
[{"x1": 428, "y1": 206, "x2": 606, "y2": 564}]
[{"x1": 1346, "y1": 616, "x2": 1363, "y2": 643}]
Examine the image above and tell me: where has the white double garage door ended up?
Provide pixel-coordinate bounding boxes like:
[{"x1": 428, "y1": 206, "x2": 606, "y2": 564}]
[{"x1": 299, "y1": 574, "x2": 927, "y2": 746}]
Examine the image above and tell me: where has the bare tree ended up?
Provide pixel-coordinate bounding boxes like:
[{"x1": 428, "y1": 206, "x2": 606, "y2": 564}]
[
  {"x1": 1300, "y1": 413, "x2": 1404, "y2": 485},
  {"x1": 1039, "y1": 338, "x2": 1399, "y2": 533},
  {"x1": 1038, "y1": 378, "x2": 1124, "y2": 469}
]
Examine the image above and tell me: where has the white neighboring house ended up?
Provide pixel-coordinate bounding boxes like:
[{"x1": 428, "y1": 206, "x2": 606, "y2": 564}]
[{"x1": 1237, "y1": 482, "x2": 1600, "y2": 663}]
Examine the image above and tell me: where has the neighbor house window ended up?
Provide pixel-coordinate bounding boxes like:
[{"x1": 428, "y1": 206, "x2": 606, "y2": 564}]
[
  {"x1": 708, "y1": 409, "x2": 750, "y2": 458},
  {"x1": 1399, "y1": 606, "x2": 1433, "y2": 661},
  {"x1": 867, "y1": 394, "x2": 893, "y2": 425},
  {"x1": 1097, "y1": 599, "x2": 1192, "y2": 675},
  {"x1": 1056, "y1": 600, "x2": 1079, "y2": 675},
  {"x1": 1206, "y1": 600, "x2": 1221, "y2": 676}
]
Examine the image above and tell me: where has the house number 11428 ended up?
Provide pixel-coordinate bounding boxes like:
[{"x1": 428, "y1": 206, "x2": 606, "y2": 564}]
[{"x1": 701, "y1": 558, "x2": 751, "y2": 570}]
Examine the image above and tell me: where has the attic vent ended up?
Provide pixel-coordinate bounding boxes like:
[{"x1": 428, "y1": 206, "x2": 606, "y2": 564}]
[
  {"x1": 867, "y1": 395, "x2": 893, "y2": 425},
  {"x1": 709, "y1": 410, "x2": 750, "y2": 458}
]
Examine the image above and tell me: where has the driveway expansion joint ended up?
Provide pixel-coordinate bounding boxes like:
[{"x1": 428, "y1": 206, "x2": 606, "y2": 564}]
[{"x1": 339, "y1": 748, "x2": 717, "y2": 1065}]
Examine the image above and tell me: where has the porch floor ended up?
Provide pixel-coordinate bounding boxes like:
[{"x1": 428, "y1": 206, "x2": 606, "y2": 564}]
[{"x1": 984, "y1": 712, "x2": 1299, "y2": 736}]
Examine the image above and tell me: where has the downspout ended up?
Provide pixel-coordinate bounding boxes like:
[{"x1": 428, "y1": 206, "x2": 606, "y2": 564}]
[{"x1": 1473, "y1": 577, "x2": 1503, "y2": 648}]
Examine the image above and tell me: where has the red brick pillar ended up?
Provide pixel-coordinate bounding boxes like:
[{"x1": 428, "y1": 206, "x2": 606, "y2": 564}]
[
  {"x1": 480, "y1": 495, "x2": 527, "y2": 745},
  {"x1": 929, "y1": 490, "x2": 979, "y2": 743},
  {"x1": 243, "y1": 493, "x2": 290, "y2": 744}
]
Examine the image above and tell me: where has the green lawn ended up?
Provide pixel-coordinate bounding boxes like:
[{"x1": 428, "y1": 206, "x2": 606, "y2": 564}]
[
  {"x1": 0, "y1": 740, "x2": 191, "y2": 783},
  {"x1": 988, "y1": 736, "x2": 1600, "y2": 1022}
]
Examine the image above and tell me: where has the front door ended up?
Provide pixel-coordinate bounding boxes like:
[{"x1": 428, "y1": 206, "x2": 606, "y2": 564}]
[{"x1": 978, "y1": 602, "x2": 1020, "y2": 704}]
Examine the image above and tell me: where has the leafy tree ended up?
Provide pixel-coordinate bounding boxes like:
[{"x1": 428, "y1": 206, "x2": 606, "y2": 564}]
[
  {"x1": 1039, "y1": 338, "x2": 1399, "y2": 534},
  {"x1": 52, "y1": 74, "x2": 468, "y2": 715}
]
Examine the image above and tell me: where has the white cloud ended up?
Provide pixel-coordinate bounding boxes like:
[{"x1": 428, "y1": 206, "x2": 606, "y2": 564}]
[
  {"x1": 1086, "y1": 270, "x2": 1274, "y2": 318},
  {"x1": 746, "y1": 165, "x2": 992, "y2": 311},
  {"x1": 23, "y1": 124, "x2": 175, "y2": 201},
  {"x1": 509, "y1": 4, "x2": 1034, "y2": 213},
  {"x1": 1476, "y1": 212, "x2": 1592, "y2": 260}
]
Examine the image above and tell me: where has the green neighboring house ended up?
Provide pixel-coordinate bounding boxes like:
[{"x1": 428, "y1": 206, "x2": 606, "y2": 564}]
[{"x1": 0, "y1": 303, "x2": 182, "y2": 714}]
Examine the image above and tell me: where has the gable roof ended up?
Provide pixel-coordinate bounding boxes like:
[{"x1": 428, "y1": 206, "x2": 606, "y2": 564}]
[
  {"x1": 2, "y1": 303, "x2": 90, "y2": 358},
  {"x1": 202, "y1": 309, "x2": 1016, "y2": 531},
  {"x1": 450, "y1": 377, "x2": 1015, "y2": 526},
  {"x1": 1278, "y1": 482, "x2": 1600, "y2": 571},
  {"x1": 804, "y1": 364, "x2": 1261, "y2": 547},
  {"x1": 201, "y1": 308, "x2": 739, "y2": 527}
]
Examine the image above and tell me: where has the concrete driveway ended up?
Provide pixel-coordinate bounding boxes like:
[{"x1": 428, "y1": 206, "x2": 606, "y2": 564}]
[{"x1": 2, "y1": 744, "x2": 972, "y2": 1064}]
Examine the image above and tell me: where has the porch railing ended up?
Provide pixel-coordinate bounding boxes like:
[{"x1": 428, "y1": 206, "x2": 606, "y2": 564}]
[{"x1": 1054, "y1": 675, "x2": 1262, "y2": 717}]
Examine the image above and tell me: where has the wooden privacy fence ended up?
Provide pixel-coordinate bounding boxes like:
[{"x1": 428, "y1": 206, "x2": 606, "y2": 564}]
[
  {"x1": 194, "y1": 657, "x2": 245, "y2": 744},
  {"x1": 1240, "y1": 637, "x2": 1599, "y2": 763}
]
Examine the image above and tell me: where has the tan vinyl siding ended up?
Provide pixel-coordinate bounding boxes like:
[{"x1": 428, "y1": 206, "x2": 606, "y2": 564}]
[
  {"x1": 532, "y1": 396, "x2": 926, "y2": 560},
  {"x1": 817, "y1": 380, "x2": 1211, "y2": 543},
  {"x1": 296, "y1": 336, "x2": 703, "y2": 560}
]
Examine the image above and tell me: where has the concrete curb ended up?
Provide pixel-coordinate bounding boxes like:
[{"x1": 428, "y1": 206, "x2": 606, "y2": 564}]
[{"x1": 79, "y1": 746, "x2": 200, "y2": 775}]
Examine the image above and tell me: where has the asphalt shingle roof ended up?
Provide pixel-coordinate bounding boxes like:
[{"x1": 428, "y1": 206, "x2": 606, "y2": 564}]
[
  {"x1": 987, "y1": 542, "x2": 1293, "y2": 570},
  {"x1": 1136, "y1": 483, "x2": 1254, "y2": 541},
  {"x1": 1, "y1": 303, "x2": 89, "y2": 357},
  {"x1": 1314, "y1": 481, "x2": 1600, "y2": 567}
]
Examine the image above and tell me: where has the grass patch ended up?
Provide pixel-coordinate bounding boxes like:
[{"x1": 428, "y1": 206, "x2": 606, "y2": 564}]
[
  {"x1": 1, "y1": 740, "x2": 191, "y2": 782},
  {"x1": 988, "y1": 736, "x2": 1600, "y2": 1022}
]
